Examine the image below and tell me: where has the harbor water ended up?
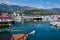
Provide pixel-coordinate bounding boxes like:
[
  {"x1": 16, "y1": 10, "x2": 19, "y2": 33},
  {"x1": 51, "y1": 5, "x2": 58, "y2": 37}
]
[{"x1": 0, "y1": 21, "x2": 60, "y2": 40}]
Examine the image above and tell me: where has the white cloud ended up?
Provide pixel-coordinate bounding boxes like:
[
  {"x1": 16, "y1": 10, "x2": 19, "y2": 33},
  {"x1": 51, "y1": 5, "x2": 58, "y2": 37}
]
[
  {"x1": 0, "y1": 0, "x2": 18, "y2": 5},
  {"x1": 32, "y1": 5, "x2": 45, "y2": 9},
  {"x1": 46, "y1": 2, "x2": 50, "y2": 5},
  {"x1": 0, "y1": 0, "x2": 10, "y2": 4},
  {"x1": 4, "y1": 1, "x2": 10, "y2": 4},
  {"x1": 54, "y1": 4, "x2": 60, "y2": 8},
  {"x1": 38, "y1": 6, "x2": 45, "y2": 9}
]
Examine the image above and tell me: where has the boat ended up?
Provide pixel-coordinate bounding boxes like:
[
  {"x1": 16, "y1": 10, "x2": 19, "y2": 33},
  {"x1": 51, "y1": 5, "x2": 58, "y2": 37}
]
[
  {"x1": 33, "y1": 18, "x2": 42, "y2": 21},
  {"x1": 0, "y1": 30, "x2": 35, "y2": 40},
  {"x1": 28, "y1": 30, "x2": 35, "y2": 35},
  {"x1": 50, "y1": 15, "x2": 60, "y2": 27},
  {"x1": 0, "y1": 29, "x2": 35, "y2": 40},
  {"x1": 50, "y1": 22, "x2": 60, "y2": 27},
  {"x1": 11, "y1": 30, "x2": 35, "y2": 40},
  {"x1": 7, "y1": 30, "x2": 35, "y2": 35},
  {"x1": 11, "y1": 34, "x2": 28, "y2": 40},
  {"x1": 0, "y1": 15, "x2": 14, "y2": 27},
  {"x1": 14, "y1": 14, "x2": 22, "y2": 22},
  {"x1": 0, "y1": 32, "x2": 28, "y2": 40}
]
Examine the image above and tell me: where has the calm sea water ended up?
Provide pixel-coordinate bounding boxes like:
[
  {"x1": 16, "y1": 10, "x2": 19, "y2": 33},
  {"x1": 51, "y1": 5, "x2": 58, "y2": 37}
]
[{"x1": 0, "y1": 21, "x2": 60, "y2": 40}]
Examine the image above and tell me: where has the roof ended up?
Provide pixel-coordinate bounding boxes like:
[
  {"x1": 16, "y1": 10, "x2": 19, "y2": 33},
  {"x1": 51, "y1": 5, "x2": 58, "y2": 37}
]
[{"x1": 0, "y1": 16, "x2": 11, "y2": 19}]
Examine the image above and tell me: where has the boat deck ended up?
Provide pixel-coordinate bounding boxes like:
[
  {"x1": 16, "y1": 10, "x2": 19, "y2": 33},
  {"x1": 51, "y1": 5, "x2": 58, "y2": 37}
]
[{"x1": 0, "y1": 34, "x2": 28, "y2": 40}]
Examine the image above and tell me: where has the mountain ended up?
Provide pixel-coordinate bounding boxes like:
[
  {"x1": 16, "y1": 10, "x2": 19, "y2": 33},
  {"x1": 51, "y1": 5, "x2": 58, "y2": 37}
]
[
  {"x1": 0, "y1": 3, "x2": 37, "y2": 12},
  {"x1": 0, "y1": 3, "x2": 53, "y2": 15},
  {"x1": 46, "y1": 8, "x2": 60, "y2": 14}
]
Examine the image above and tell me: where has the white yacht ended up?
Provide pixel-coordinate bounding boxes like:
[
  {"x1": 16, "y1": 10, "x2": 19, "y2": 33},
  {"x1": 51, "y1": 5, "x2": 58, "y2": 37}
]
[
  {"x1": 14, "y1": 16, "x2": 22, "y2": 22},
  {"x1": 50, "y1": 22, "x2": 60, "y2": 26}
]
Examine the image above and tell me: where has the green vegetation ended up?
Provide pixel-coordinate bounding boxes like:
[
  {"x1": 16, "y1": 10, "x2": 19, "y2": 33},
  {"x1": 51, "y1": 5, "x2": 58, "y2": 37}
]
[
  {"x1": 0, "y1": 9, "x2": 54, "y2": 16},
  {"x1": 24, "y1": 10, "x2": 53, "y2": 16}
]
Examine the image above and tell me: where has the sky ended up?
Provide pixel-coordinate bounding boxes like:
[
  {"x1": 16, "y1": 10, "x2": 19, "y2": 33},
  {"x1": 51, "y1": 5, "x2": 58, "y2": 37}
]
[{"x1": 0, "y1": 0, "x2": 60, "y2": 9}]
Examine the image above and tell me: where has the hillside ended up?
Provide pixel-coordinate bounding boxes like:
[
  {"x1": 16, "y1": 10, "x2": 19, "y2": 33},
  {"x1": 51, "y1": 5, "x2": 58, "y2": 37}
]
[
  {"x1": 0, "y1": 3, "x2": 36, "y2": 13},
  {"x1": 24, "y1": 10, "x2": 53, "y2": 16},
  {"x1": 46, "y1": 8, "x2": 60, "y2": 14},
  {"x1": 0, "y1": 3, "x2": 53, "y2": 15}
]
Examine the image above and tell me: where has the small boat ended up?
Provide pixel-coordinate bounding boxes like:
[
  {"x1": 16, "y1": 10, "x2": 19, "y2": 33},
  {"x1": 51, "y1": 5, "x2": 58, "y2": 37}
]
[
  {"x1": 50, "y1": 22, "x2": 60, "y2": 27},
  {"x1": 0, "y1": 30, "x2": 35, "y2": 40},
  {"x1": 28, "y1": 30, "x2": 35, "y2": 35},
  {"x1": 10, "y1": 30, "x2": 35, "y2": 40}
]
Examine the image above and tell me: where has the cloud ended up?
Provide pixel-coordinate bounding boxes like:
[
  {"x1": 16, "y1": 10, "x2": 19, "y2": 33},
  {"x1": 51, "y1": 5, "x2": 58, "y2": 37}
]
[
  {"x1": 46, "y1": 2, "x2": 50, "y2": 5},
  {"x1": 0, "y1": 0, "x2": 18, "y2": 5},
  {"x1": 38, "y1": 6, "x2": 45, "y2": 9},
  {"x1": 0, "y1": 0, "x2": 10, "y2": 4},
  {"x1": 4, "y1": 1, "x2": 10, "y2": 4},
  {"x1": 32, "y1": 5, "x2": 45, "y2": 9},
  {"x1": 54, "y1": 4, "x2": 60, "y2": 8}
]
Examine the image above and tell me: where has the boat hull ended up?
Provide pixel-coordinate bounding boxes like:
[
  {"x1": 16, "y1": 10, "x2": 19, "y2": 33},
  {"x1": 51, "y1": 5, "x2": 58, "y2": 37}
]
[
  {"x1": 50, "y1": 22, "x2": 60, "y2": 26},
  {"x1": 0, "y1": 34, "x2": 28, "y2": 40},
  {"x1": 0, "y1": 20, "x2": 14, "y2": 28}
]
